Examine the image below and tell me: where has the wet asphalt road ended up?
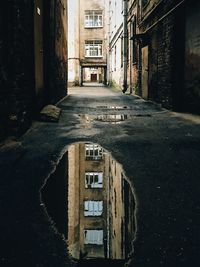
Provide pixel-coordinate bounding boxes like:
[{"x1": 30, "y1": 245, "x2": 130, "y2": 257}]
[{"x1": 0, "y1": 85, "x2": 200, "y2": 267}]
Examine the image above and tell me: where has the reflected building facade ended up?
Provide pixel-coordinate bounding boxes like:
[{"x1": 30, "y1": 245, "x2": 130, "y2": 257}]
[{"x1": 68, "y1": 143, "x2": 135, "y2": 260}]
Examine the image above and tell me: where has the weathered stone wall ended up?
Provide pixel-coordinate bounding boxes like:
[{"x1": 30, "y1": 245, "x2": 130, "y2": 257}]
[{"x1": 0, "y1": 0, "x2": 68, "y2": 140}]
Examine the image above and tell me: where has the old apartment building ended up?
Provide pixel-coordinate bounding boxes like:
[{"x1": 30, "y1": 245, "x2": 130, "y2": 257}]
[
  {"x1": 68, "y1": 0, "x2": 108, "y2": 86},
  {"x1": 0, "y1": 0, "x2": 68, "y2": 140},
  {"x1": 68, "y1": 143, "x2": 135, "y2": 260},
  {"x1": 108, "y1": 0, "x2": 200, "y2": 113}
]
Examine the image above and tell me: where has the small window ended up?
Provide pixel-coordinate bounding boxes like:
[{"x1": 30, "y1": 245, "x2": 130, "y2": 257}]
[
  {"x1": 85, "y1": 10, "x2": 103, "y2": 28},
  {"x1": 85, "y1": 40, "x2": 103, "y2": 57},
  {"x1": 85, "y1": 143, "x2": 103, "y2": 160},
  {"x1": 84, "y1": 201, "x2": 103, "y2": 216},
  {"x1": 85, "y1": 172, "x2": 103, "y2": 188},
  {"x1": 84, "y1": 230, "x2": 103, "y2": 245}
]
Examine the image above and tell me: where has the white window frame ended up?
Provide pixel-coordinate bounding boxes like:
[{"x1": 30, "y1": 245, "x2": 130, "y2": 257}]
[
  {"x1": 85, "y1": 144, "x2": 103, "y2": 160},
  {"x1": 84, "y1": 230, "x2": 103, "y2": 245},
  {"x1": 85, "y1": 40, "x2": 103, "y2": 58},
  {"x1": 85, "y1": 10, "x2": 103, "y2": 28},
  {"x1": 84, "y1": 200, "x2": 103, "y2": 216},
  {"x1": 85, "y1": 172, "x2": 103, "y2": 188}
]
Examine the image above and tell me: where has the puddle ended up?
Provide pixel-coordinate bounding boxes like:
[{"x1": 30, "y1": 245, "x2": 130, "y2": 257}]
[
  {"x1": 95, "y1": 114, "x2": 128, "y2": 123},
  {"x1": 79, "y1": 114, "x2": 129, "y2": 125},
  {"x1": 97, "y1": 106, "x2": 130, "y2": 110},
  {"x1": 41, "y1": 142, "x2": 137, "y2": 262}
]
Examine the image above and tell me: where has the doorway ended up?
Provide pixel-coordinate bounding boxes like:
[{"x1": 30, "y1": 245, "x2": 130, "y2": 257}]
[{"x1": 91, "y1": 73, "x2": 98, "y2": 82}]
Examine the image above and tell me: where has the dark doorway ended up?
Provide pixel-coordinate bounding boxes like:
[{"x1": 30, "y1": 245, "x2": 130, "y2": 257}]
[{"x1": 91, "y1": 74, "x2": 98, "y2": 82}]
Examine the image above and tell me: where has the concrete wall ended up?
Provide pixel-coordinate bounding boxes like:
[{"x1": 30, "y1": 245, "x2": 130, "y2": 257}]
[
  {"x1": 108, "y1": 0, "x2": 123, "y2": 88},
  {"x1": 68, "y1": 0, "x2": 80, "y2": 85}
]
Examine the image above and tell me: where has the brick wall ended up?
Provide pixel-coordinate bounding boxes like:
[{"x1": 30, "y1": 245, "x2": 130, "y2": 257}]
[{"x1": 139, "y1": 0, "x2": 187, "y2": 110}]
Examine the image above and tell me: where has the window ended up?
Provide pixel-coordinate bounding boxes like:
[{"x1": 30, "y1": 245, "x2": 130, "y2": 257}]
[
  {"x1": 84, "y1": 230, "x2": 103, "y2": 245},
  {"x1": 85, "y1": 143, "x2": 103, "y2": 160},
  {"x1": 85, "y1": 172, "x2": 103, "y2": 188},
  {"x1": 84, "y1": 201, "x2": 103, "y2": 216},
  {"x1": 85, "y1": 40, "x2": 103, "y2": 57},
  {"x1": 85, "y1": 10, "x2": 103, "y2": 28}
]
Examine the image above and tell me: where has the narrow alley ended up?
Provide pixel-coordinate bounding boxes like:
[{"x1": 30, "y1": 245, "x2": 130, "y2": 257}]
[{"x1": 0, "y1": 0, "x2": 200, "y2": 267}]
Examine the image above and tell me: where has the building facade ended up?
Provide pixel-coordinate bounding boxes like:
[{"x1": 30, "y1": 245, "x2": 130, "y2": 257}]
[
  {"x1": 108, "y1": 0, "x2": 200, "y2": 113},
  {"x1": 108, "y1": 0, "x2": 124, "y2": 89},
  {"x1": 68, "y1": 0, "x2": 108, "y2": 86},
  {"x1": 0, "y1": 0, "x2": 68, "y2": 140}
]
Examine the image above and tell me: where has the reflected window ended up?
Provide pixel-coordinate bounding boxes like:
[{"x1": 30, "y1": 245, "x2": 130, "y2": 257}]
[
  {"x1": 85, "y1": 144, "x2": 103, "y2": 160},
  {"x1": 84, "y1": 230, "x2": 103, "y2": 245},
  {"x1": 85, "y1": 172, "x2": 103, "y2": 188},
  {"x1": 84, "y1": 201, "x2": 103, "y2": 216}
]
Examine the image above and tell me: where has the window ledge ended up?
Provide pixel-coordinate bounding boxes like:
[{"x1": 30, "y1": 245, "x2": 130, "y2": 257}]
[
  {"x1": 85, "y1": 26, "x2": 103, "y2": 29},
  {"x1": 85, "y1": 56, "x2": 103, "y2": 58}
]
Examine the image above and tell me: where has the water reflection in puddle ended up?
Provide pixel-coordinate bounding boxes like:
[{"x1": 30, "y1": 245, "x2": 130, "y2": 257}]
[
  {"x1": 79, "y1": 114, "x2": 129, "y2": 125},
  {"x1": 41, "y1": 143, "x2": 136, "y2": 262},
  {"x1": 96, "y1": 106, "x2": 129, "y2": 110}
]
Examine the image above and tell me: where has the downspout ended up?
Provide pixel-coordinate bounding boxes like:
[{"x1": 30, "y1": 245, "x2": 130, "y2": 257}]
[{"x1": 122, "y1": 0, "x2": 128, "y2": 93}]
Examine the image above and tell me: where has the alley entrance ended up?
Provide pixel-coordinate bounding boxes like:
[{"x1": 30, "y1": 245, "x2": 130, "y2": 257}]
[{"x1": 81, "y1": 66, "x2": 107, "y2": 86}]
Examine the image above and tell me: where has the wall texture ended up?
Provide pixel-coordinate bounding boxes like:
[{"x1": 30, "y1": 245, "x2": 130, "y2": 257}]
[{"x1": 0, "y1": 0, "x2": 68, "y2": 140}]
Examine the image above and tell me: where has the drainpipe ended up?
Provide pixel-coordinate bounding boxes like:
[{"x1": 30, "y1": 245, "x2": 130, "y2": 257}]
[{"x1": 122, "y1": 0, "x2": 128, "y2": 93}]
